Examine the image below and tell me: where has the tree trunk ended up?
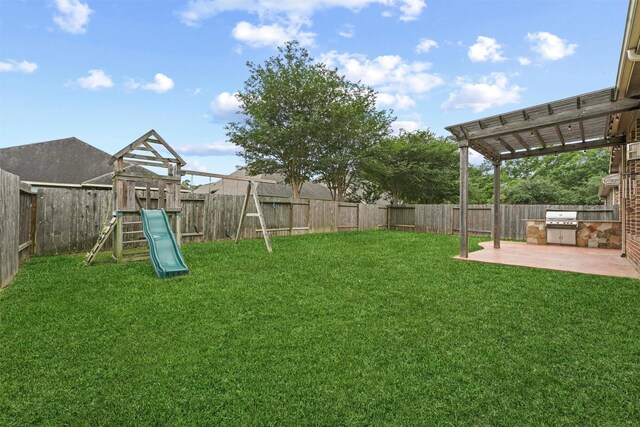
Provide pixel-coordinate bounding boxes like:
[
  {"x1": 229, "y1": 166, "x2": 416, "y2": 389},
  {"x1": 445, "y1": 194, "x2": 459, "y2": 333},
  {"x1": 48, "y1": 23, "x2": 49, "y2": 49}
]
[{"x1": 292, "y1": 180, "x2": 303, "y2": 199}]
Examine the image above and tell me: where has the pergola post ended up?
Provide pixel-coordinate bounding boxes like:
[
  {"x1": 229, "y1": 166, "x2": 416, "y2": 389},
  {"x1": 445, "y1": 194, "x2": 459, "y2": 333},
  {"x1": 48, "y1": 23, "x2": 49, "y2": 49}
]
[
  {"x1": 459, "y1": 141, "x2": 469, "y2": 258},
  {"x1": 492, "y1": 160, "x2": 501, "y2": 249}
]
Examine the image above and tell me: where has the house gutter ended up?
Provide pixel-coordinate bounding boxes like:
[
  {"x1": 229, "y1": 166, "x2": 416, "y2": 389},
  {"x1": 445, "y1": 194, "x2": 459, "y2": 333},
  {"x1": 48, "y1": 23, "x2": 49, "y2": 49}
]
[{"x1": 616, "y1": 0, "x2": 639, "y2": 98}]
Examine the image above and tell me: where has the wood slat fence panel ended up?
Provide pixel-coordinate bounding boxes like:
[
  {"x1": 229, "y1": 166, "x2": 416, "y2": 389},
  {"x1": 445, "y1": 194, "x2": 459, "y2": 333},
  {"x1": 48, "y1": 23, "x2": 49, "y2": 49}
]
[
  {"x1": 389, "y1": 205, "x2": 416, "y2": 230},
  {"x1": 0, "y1": 168, "x2": 21, "y2": 287},
  {"x1": 309, "y1": 200, "x2": 338, "y2": 233},
  {"x1": 358, "y1": 204, "x2": 380, "y2": 230},
  {"x1": 18, "y1": 183, "x2": 36, "y2": 261},
  {"x1": 338, "y1": 202, "x2": 359, "y2": 231},
  {"x1": 415, "y1": 205, "x2": 454, "y2": 234},
  {"x1": 36, "y1": 187, "x2": 112, "y2": 254}
]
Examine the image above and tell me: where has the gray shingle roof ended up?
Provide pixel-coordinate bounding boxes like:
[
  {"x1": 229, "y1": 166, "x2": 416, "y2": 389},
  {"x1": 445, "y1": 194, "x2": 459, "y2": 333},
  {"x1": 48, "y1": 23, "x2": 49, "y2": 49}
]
[{"x1": 0, "y1": 137, "x2": 150, "y2": 185}]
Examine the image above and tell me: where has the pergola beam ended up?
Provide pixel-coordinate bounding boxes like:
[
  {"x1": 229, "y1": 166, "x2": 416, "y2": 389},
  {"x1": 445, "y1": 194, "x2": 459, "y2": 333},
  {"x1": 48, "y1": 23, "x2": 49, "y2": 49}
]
[
  {"x1": 469, "y1": 140, "x2": 500, "y2": 162},
  {"x1": 532, "y1": 129, "x2": 546, "y2": 148},
  {"x1": 459, "y1": 97, "x2": 640, "y2": 142},
  {"x1": 512, "y1": 133, "x2": 531, "y2": 152},
  {"x1": 496, "y1": 137, "x2": 516, "y2": 155},
  {"x1": 554, "y1": 125, "x2": 566, "y2": 146},
  {"x1": 499, "y1": 136, "x2": 625, "y2": 161}
]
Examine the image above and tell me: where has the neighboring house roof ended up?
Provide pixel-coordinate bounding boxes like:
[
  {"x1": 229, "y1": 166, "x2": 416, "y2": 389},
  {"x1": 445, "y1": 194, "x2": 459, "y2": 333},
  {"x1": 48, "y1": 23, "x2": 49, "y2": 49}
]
[
  {"x1": 599, "y1": 173, "x2": 620, "y2": 199},
  {"x1": 0, "y1": 137, "x2": 150, "y2": 185},
  {"x1": 194, "y1": 168, "x2": 334, "y2": 200}
]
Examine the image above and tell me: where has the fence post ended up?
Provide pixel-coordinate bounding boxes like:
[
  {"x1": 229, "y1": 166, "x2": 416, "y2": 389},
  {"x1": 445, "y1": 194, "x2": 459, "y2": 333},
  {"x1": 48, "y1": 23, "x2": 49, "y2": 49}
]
[{"x1": 30, "y1": 193, "x2": 37, "y2": 254}]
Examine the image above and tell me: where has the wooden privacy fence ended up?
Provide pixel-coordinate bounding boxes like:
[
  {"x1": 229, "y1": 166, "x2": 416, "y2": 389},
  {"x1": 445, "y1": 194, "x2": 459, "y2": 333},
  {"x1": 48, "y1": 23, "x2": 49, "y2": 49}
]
[
  {"x1": 2, "y1": 177, "x2": 621, "y2": 270},
  {"x1": 1, "y1": 169, "x2": 37, "y2": 287},
  {"x1": 32, "y1": 187, "x2": 388, "y2": 255},
  {"x1": 388, "y1": 204, "x2": 619, "y2": 240}
]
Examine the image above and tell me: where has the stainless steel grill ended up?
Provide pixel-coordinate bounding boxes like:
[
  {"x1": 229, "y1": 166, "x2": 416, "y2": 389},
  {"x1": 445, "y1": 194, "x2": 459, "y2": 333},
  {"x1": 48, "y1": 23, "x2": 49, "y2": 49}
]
[{"x1": 545, "y1": 211, "x2": 578, "y2": 245}]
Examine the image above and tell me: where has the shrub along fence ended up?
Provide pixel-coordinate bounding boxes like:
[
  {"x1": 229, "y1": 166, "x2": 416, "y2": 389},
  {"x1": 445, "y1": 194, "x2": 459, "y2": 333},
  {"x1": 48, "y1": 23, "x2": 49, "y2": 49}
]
[{"x1": 0, "y1": 167, "x2": 620, "y2": 287}]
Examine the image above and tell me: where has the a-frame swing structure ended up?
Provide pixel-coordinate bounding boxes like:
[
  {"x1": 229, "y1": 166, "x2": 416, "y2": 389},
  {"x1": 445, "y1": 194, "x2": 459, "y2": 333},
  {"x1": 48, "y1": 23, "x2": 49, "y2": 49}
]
[
  {"x1": 175, "y1": 169, "x2": 275, "y2": 253},
  {"x1": 86, "y1": 130, "x2": 274, "y2": 266}
]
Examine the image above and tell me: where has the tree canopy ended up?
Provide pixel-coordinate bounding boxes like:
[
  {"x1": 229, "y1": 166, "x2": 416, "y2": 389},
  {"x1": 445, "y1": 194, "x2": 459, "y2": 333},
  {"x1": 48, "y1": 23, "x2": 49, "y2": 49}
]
[
  {"x1": 360, "y1": 130, "x2": 459, "y2": 204},
  {"x1": 227, "y1": 41, "x2": 393, "y2": 199},
  {"x1": 469, "y1": 149, "x2": 610, "y2": 205}
]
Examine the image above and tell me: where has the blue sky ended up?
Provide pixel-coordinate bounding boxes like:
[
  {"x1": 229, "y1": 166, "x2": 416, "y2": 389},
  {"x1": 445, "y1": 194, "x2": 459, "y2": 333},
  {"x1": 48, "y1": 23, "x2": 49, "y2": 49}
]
[{"x1": 0, "y1": 0, "x2": 628, "y2": 181}]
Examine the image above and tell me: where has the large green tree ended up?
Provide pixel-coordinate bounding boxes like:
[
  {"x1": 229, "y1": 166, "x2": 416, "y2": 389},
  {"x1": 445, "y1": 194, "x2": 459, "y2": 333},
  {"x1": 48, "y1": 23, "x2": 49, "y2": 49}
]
[
  {"x1": 314, "y1": 84, "x2": 393, "y2": 201},
  {"x1": 360, "y1": 130, "x2": 459, "y2": 204},
  {"x1": 227, "y1": 41, "x2": 393, "y2": 199}
]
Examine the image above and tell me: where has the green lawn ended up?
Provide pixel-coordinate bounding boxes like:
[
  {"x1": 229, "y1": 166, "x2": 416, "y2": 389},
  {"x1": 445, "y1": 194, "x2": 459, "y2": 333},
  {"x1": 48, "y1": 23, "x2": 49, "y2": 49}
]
[{"x1": 1, "y1": 231, "x2": 638, "y2": 425}]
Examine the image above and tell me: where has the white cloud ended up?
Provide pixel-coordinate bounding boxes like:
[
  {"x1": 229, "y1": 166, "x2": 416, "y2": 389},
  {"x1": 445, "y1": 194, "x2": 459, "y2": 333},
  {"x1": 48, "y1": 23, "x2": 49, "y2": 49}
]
[
  {"x1": 416, "y1": 38, "x2": 438, "y2": 53},
  {"x1": 526, "y1": 31, "x2": 577, "y2": 61},
  {"x1": 189, "y1": 87, "x2": 203, "y2": 96},
  {"x1": 210, "y1": 91, "x2": 241, "y2": 121},
  {"x1": 338, "y1": 24, "x2": 355, "y2": 39},
  {"x1": 232, "y1": 20, "x2": 315, "y2": 48},
  {"x1": 177, "y1": 141, "x2": 238, "y2": 156},
  {"x1": 76, "y1": 69, "x2": 113, "y2": 90},
  {"x1": 398, "y1": 0, "x2": 425, "y2": 21},
  {"x1": 468, "y1": 36, "x2": 505, "y2": 63},
  {"x1": 125, "y1": 73, "x2": 175, "y2": 93},
  {"x1": 53, "y1": 0, "x2": 92, "y2": 34},
  {"x1": 319, "y1": 51, "x2": 443, "y2": 94},
  {"x1": 0, "y1": 59, "x2": 38, "y2": 73},
  {"x1": 391, "y1": 120, "x2": 421, "y2": 133},
  {"x1": 142, "y1": 73, "x2": 175, "y2": 93},
  {"x1": 319, "y1": 51, "x2": 442, "y2": 116},
  {"x1": 441, "y1": 72, "x2": 523, "y2": 113},
  {"x1": 376, "y1": 92, "x2": 416, "y2": 111},
  {"x1": 178, "y1": 1, "x2": 426, "y2": 27},
  {"x1": 518, "y1": 56, "x2": 532, "y2": 66}
]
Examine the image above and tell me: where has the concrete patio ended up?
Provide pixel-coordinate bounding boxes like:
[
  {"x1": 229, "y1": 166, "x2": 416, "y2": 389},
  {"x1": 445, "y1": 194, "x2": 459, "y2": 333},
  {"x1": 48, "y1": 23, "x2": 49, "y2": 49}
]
[{"x1": 456, "y1": 241, "x2": 640, "y2": 279}]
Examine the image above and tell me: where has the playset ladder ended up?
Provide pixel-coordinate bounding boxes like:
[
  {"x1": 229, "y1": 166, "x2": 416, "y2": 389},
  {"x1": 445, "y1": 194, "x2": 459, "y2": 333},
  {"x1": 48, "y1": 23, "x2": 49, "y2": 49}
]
[
  {"x1": 85, "y1": 214, "x2": 117, "y2": 265},
  {"x1": 235, "y1": 180, "x2": 272, "y2": 253}
]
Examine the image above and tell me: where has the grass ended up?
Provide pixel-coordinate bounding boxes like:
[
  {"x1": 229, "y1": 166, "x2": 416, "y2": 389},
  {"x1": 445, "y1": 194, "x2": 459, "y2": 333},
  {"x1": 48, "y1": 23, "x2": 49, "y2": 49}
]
[{"x1": 1, "y1": 231, "x2": 639, "y2": 425}]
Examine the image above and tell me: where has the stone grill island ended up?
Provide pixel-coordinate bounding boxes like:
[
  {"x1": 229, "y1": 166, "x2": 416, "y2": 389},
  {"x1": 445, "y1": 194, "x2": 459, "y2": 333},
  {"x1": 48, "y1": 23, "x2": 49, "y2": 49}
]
[{"x1": 525, "y1": 219, "x2": 622, "y2": 250}]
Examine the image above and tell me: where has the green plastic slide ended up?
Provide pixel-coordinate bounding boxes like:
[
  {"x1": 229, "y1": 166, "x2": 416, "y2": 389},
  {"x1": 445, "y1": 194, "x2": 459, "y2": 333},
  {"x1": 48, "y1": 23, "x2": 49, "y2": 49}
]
[{"x1": 140, "y1": 209, "x2": 189, "y2": 278}]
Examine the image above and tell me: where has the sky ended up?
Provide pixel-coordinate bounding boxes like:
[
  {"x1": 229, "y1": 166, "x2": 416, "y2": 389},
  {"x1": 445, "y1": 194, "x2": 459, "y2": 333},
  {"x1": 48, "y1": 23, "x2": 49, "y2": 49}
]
[{"x1": 0, "y1": 0, "x2": 629, "y2": 182}]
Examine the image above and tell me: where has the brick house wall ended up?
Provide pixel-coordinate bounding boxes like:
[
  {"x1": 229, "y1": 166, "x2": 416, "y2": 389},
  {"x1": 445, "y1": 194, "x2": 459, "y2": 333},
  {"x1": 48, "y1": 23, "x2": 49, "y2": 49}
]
[{"x1": 624, "y1": 158, "x2": 640, "y2": 267}]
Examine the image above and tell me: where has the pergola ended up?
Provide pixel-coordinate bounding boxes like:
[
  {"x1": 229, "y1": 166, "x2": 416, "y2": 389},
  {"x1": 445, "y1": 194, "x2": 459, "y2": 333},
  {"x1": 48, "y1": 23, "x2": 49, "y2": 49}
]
[{"x1": 445, "y1": 87, "x2": 640, "y2": 258}]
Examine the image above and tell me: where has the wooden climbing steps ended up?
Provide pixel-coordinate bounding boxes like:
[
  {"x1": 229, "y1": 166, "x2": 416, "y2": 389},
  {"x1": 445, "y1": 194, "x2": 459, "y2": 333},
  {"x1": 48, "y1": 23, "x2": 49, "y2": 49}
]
[{"x1": 85, "y1": 215, "x2": 117, "y2": 265}]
